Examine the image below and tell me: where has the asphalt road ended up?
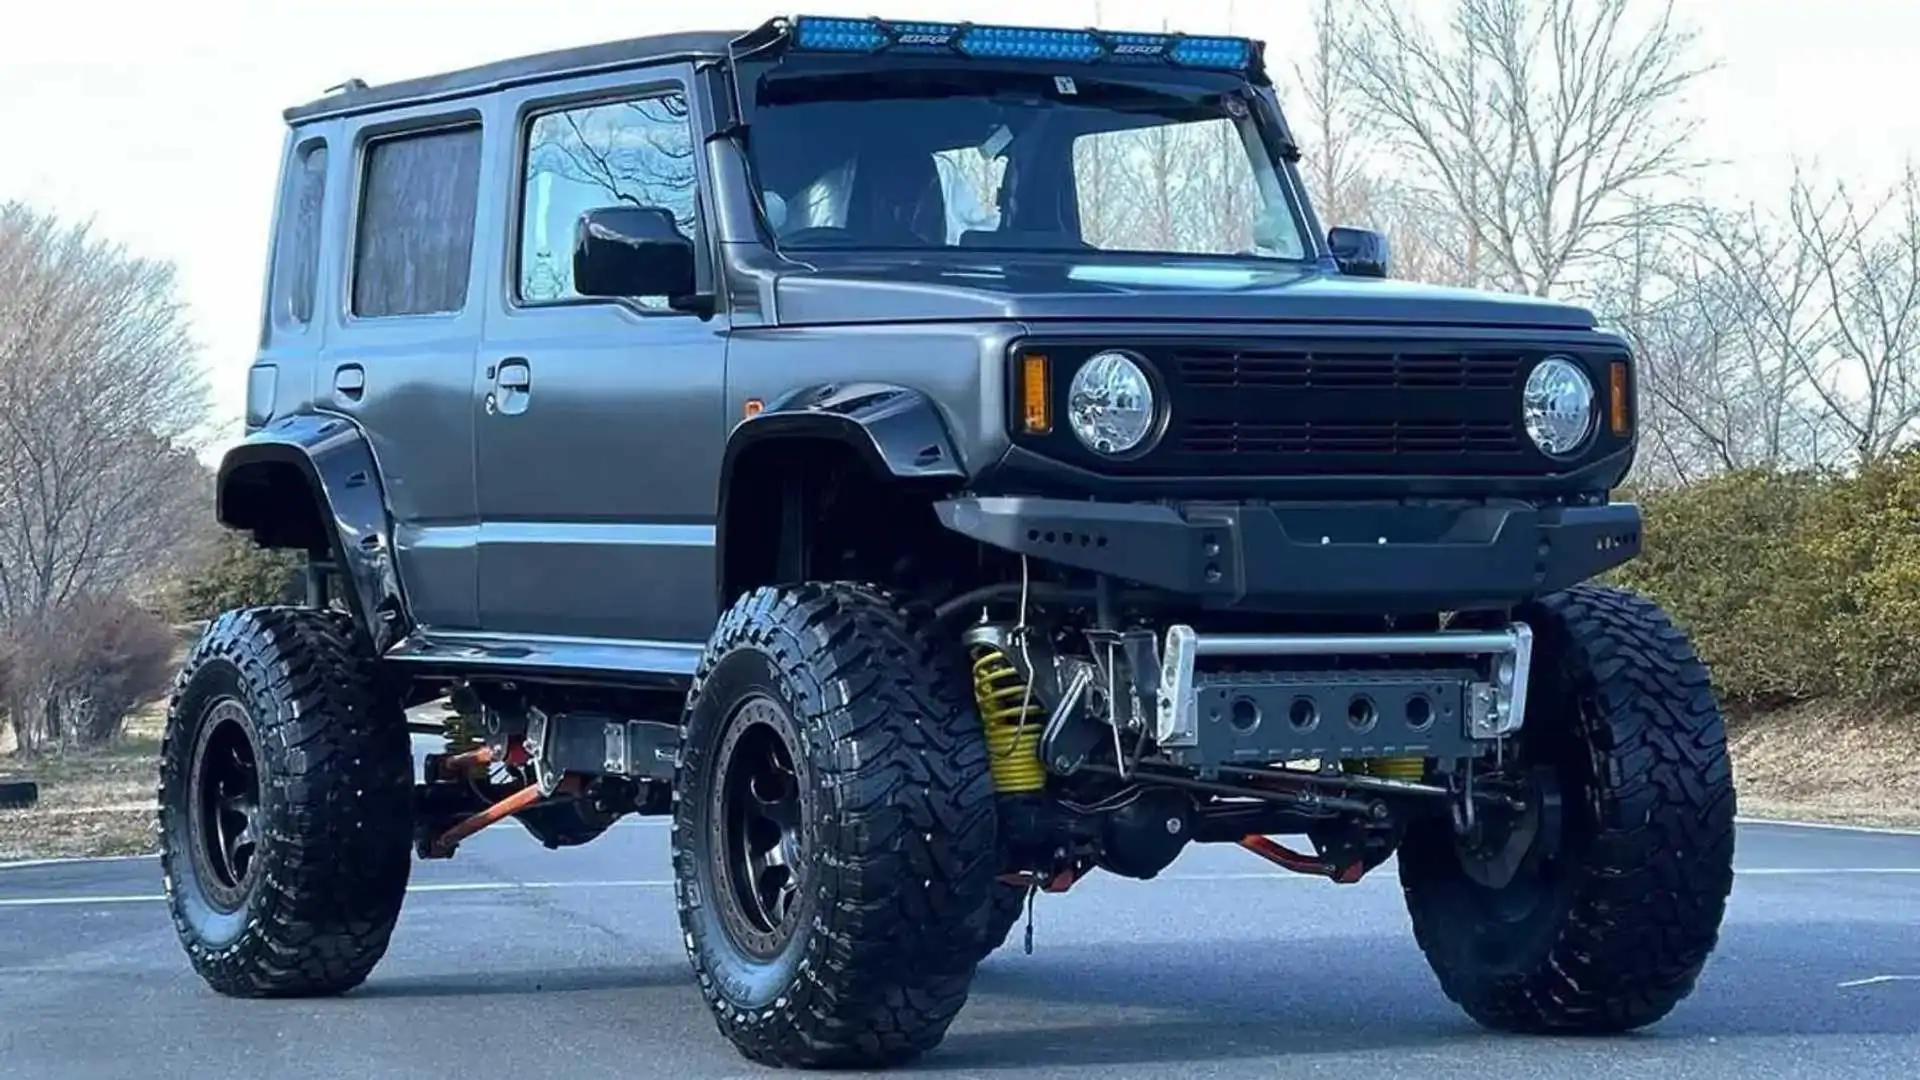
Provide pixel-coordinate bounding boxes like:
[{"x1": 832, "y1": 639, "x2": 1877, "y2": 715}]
[{"x1": 4, "y1": 811, "x2": 1918, "y2": 1080}]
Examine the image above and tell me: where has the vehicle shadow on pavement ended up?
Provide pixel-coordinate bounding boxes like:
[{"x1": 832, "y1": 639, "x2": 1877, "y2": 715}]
[
  {"x1": 925, "y1": 923, "x2": 1920, "y2": 1069},
  {"x1": 351, "y1": 963, "x2": 687, "y2": 1000},
  {"x1": 937, "y1": 938, "x2": 1471, "y2": 1068}
]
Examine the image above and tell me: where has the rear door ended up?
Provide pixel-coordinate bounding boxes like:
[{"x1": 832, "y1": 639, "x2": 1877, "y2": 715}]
[
  {"x1": 319, "y1": 105, "x2": 493, "y2": 633},
  {"x1": 472, "y1": 64, "x2": 727, "y2": 652}
]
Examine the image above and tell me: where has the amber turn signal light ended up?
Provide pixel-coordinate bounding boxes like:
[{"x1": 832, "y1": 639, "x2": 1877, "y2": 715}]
[
  {"x1": 1021, "y1": 352, "x2": 1050, "y2": 435},
  {"x1": 1608, "y1": 362, "x2": 1630, "y2": 437}
]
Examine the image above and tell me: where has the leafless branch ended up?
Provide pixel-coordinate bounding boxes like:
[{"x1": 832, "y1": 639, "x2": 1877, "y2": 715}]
[{"x1": 1333, "y1": 0, "x2": 1715, "y2": 296}]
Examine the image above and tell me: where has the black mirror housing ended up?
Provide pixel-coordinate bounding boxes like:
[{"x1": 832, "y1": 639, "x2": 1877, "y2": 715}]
[
  {"x1": 572, "y1": 205, "x2": 697, "y2": 300},
  {"x1": 1327, "y1": 226, "x2": 1390, "y2": 279}
]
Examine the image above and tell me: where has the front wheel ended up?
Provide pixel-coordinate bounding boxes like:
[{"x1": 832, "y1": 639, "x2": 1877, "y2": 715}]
[
  {"x1": 672, "y1": 583, "x2": 999, "y2": 1070},
  {"x1": 1400, "y1": 584, "x2": 1737, "y2": 1033}
]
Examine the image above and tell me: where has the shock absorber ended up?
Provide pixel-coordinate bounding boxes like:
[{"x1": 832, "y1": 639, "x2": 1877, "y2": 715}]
[{"x1": 969, "y1": 643, "x2": 1047, "y2": 794}]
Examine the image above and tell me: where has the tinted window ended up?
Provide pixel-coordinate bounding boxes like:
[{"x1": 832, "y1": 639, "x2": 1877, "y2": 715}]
[
  {"x1": 518, "y1": 92, "x2": 696, "y2": 307},
  {"x1": 352, "y1": 124, "x2": 482, "y2": 317},
  {"x1": 273, "y1": 141, "x2": 327, "y2": 327}
]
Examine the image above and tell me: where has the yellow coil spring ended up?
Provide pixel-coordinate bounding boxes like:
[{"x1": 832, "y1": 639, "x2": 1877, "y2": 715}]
[
  {"x1": 1349, "y1": 757, "x2": 1427, "y2": 782},
  {"x1": 440, "y1": 705, "x2": 483, "y2": 756},
  {"x1": 970, "y1": 646, "x2": 1047, "y2": 794}
]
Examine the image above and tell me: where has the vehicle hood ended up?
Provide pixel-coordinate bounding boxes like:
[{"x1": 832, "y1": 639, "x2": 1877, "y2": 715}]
[{"x1": 766, "y1": 255, "x2": 1596, "y2": 331}]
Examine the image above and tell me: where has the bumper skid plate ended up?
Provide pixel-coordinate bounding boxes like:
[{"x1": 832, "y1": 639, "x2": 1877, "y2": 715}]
[{"x1": 1151, "y1": 624, "x2": 1532, "y2": 771}]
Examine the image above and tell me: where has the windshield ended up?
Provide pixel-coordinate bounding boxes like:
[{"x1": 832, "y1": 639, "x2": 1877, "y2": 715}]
[{"x1": 742, "y1": 66, "x2": 1310, "y2": 262}]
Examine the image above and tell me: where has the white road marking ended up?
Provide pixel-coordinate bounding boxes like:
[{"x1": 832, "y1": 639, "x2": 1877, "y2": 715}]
[
  {"x1": 0, "y1": 854, "x2": 157, "y2": 872},
  {"x1": 0, "y1": 879, "x2": 677, "y2": 908},
  {"x1": 1838, "y1": 975, "x2": 1920, "y2": 988},
  {"x1": 1735, "y1": 860, "x2": 1920, "y2": 868},
  {"x1": 3, "y1": 814, "x2": 1917, "y2": 873},
  {"x1": 1736, "y1": 816, "x2": 1920, "y2": 837},
  {"x1": 5, "y1": 866, "x2": 1920, "y2": 909},
  {"x1": 0, "y1": 892, "x2": 165, "y2": 907}
]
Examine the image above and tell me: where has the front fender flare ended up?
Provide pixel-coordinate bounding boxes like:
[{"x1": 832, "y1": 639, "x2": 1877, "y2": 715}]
[
  {"x1": 715, "y1": 384, "x2": 968, "y2": 605},
  {"x1": 721, "y1": 382, "x2": 969, "y2": 484},
  {"x1": 216, "y1": 413, "x2": 409, "y2": 652}
]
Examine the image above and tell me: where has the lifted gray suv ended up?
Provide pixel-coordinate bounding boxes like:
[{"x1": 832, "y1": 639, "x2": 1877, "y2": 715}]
[{"x1": 160, "y1": 13, "x2": 1735, "y2": 1070}]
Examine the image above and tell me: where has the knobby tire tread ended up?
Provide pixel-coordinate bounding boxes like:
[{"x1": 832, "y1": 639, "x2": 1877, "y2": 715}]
[
  {"x1": 1402, "y1": 583, "x2": 1737, "y2": 1033},
  {"x1": 674, "y1": 582, "x2": 999, "y2": 1070},
  {"x1": 158, "y1": 606, "x2": 413, "y2": 998}
]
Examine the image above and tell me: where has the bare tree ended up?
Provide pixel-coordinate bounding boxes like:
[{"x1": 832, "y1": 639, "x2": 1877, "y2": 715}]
[
  {"x1": 1287, "y1": 0, "x2": 1381, "y2": 232},
  {"x1": 1789, "y1": 165, "x2": 1920, "y2": 464},
  {"x1": 1592, "y1": 201, "x2": 1829, "y2": 482},
  {"x1": 1333, "y1": 0, "x2": 1713, "y2": 297},
  {"x1": 0, "y1": 202, "x2": 211, "y2": 748}
]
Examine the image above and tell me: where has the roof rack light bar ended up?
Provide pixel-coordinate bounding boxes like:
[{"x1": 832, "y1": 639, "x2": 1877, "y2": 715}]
[{"x1": 782, "y1": 14, "x2": 1257, "y2": 71}]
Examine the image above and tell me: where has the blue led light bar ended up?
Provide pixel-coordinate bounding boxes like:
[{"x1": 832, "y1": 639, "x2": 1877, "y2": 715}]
[{"x1": 784, "y1": 14, "x2": 1259, "y2": 71}]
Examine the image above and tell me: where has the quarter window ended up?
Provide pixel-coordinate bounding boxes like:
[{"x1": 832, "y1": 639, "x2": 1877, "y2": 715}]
[
  {"x1": 351, "y1": 123, "x2": 483, "y2": 318},
  {"x1": 272, "y1": 141, "x2": 328, "y2": 328},
  {"x1": 518, "y1": 91, "x2": 697, "y2": 308}
]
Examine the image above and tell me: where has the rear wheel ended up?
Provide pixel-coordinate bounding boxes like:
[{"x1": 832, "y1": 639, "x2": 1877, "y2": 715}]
[
  {"x1": 1399, "y1": 584, "x2": 1737, "y2": 1033},
  {"x1": 157, "y1": 607, "x2": 414, "y2": 997},
  {"x1": 673, "y1": 583, "x2": 999, "y2": 1069}
]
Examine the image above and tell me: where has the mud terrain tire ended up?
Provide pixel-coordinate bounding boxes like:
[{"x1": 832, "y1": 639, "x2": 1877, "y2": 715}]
[
  {"x1": 673, "y1": 583, "x2": 999, "y2": 1069},
  {"x1": 1400, "y1": 583, "x2": 1737, "y2": 1033},
  {"x1": 981, "y1": 881, "x2": 1027, "y2": 956},
  {"x1": 157, "y1": 607, "x2": 414, "y2": 997}
]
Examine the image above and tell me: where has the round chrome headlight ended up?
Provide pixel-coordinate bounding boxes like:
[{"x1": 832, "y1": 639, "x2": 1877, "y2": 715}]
[
  {"x1": 1523, "y1": 357, "x2": 1595, "y2": 457},
  {"x1": 1068, "y1": 351, "x2": 1158, "y2": 455}
]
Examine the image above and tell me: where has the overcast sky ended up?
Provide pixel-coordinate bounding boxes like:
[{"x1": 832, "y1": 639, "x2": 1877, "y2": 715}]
[{"x1": 2, "y1": 0, "x2": 1915, "y2": 448}]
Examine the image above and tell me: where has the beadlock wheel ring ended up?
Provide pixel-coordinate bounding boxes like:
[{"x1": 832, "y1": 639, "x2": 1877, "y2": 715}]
[
  {"x1": 707, "y1": 693, "x2": 809, "y2": 961},
  {"x1": 185, "y1": 697, "x2": 265, "y2": 914}
]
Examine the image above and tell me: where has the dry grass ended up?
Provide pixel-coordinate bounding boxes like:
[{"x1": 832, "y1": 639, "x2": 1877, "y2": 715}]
[
  {"x1": 0, "y1": 705, "x2": 164, "y2": 861},
  {"x1": 1728, "y1": 700, "x2": 1920, "y2": 828}
]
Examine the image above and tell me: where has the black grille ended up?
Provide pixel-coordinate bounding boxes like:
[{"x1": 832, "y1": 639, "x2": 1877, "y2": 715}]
[
  {"x1": 1161, "y1": 345, "x2": 1540, "y2": 475},
  {"x1": 1011, "y1": 338, "x2": 1628, "y2": 480},
  {"x1": 1176, "y1": 349, "x2": 1526, "y2": 392},
  {"x1": 1181, "y1": 419, "x2": 1524, "y2": 458}
]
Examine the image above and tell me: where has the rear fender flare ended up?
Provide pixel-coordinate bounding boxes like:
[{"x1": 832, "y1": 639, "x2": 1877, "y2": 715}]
[{"x1": 216, "y1": 413, "x2": 409, "y2": 652}]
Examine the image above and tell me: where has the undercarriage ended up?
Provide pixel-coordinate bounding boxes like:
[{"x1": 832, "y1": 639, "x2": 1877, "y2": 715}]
[{"x1": 404, "y1": 572, "x2": 1540, "y2": 896}]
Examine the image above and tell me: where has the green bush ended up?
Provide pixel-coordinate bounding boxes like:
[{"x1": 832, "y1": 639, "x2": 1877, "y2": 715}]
[
  {"x1": 170, "y1": 528, "x2": 303, "y2": 622},
  {"x1": 1616, "y1": 451, "x2": 1920, "y2": 706}
]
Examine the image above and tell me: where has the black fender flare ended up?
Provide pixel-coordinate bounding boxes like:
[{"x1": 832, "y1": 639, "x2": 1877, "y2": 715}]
[
  {"x1": 716, "y1": 383, "x2": 967, "y2": 602},
  {"x1": 216, "y1": 412, "x2": 409, "y2": 653},
  {"x1": 722, "y1": 383, "x2": 968, "y2": 483}
]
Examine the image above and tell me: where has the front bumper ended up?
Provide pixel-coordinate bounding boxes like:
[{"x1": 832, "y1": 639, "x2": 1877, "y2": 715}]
[{"x1": 932, "y1": 496, "x2": 1641, "y2": 612}]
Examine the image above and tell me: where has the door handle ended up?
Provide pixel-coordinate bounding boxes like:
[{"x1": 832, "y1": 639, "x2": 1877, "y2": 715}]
[
  {"x1": 333, "y1": 365, "x2": 365, "y2": 402},
  {"x1": 492, "y1": 358, "x2": 532, "y2": 416}
]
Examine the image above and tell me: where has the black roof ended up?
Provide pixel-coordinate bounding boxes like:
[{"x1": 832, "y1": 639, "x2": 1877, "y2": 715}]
[{"x1": 283, "y1": 29, "x2": 746, "y2": 123}]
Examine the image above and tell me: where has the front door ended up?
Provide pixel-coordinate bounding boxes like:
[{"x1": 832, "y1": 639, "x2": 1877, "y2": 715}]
[{"x1": 474, "y1": 66, "x2": 727, "y2": 654}]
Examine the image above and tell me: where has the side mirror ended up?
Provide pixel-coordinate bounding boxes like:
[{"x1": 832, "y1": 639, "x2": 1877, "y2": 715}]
[
  {"x1": 1327, "y1": 226, "x2": 1390, "y2": 279},
  {"x1": 572, "y1": 205, "x2": 696, "y2": 300}
]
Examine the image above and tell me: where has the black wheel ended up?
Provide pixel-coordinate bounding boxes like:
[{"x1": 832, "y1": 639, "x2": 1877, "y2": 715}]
[
  {"x1": 673, "y1": 583, "x2": 998, "y2": 1070},
  {"x1": 980, "y1": 881, "x2": 1027, "y2": 957},
  {"x1": 157, "y1": 607, "x2": 414, "y2": 997},
  {"x1": 1399, "y1": 583, "x2": 1737, "y2": 1034}
]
